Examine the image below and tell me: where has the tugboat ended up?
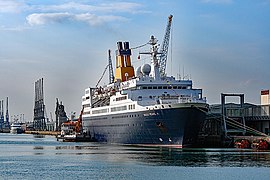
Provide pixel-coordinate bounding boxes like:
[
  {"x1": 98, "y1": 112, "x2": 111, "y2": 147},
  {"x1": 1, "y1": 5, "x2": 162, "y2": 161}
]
[
  {"x1": 81, "y1": 16, "x2": 208, "y2": 147},
  {"x1": 57, "y1": 108, "x2": 92, "y2": 142}
]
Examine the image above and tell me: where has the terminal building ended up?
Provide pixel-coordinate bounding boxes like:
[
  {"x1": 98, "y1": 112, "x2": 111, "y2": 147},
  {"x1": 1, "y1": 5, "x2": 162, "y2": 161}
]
[{"x1": 209, "y1": 90, "x2": 270, "y2": 136}]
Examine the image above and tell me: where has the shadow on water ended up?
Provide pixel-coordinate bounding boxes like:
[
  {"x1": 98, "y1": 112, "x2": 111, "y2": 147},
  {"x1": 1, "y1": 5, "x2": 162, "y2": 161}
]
[
  {"x1": 2, "y1": 133, "x2": 270, "y2": 167},
  {"x1": 53, "y1": 143, "x2": 270, "y2": 167}
]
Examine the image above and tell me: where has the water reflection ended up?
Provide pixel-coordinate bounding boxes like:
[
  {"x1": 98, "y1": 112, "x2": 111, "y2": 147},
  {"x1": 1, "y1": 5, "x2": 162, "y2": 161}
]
[
  {"x1": 33, "y1": 146, "x2": 44, "y2": 155},
  {"x1": 3, "y1": 133, "x2": 270, "y2": 167},
  {"x1": 53, "y1": 144, "x2": 270, "y2": 167},
  {"x1": 33, "y1": 135, "x2": 45, "y2": 139}
]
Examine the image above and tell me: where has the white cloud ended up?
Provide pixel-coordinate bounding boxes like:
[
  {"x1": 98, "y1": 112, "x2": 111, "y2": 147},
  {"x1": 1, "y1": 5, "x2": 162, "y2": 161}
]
[
  {"x1": 34, "y1": 2, "x2": 142, "y2": 13},
  {"x1": 26, "y1": 12, "x2": 127, "y2": 26},
  {"x1": 74, "y1": 13, "x2": 127, "y2": 26},
  {"x1": 0, "y1": 0, "x2": 25, "y2": 13},
  {"x1": 26, "y1": 12, "x2": 72, "y2": 25}
]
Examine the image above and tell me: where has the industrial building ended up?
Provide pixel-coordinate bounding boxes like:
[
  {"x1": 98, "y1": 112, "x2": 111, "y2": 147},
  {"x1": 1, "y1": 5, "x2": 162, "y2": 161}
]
[{"x1": 209, "y1": 90, "x2": 270, "y2": 136}]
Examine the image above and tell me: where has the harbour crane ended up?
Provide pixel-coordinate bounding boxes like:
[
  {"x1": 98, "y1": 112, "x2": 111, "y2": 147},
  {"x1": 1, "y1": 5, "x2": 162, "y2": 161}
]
[
  {"x1": 0, "y1": 100, "x2": 3, "y2": 129},
  {"x1": 159, "y1": 14, "x2": 173, "y2": 77},
  {"x1": 6, "y1": 97, "x2": 9, "y2": 128}
]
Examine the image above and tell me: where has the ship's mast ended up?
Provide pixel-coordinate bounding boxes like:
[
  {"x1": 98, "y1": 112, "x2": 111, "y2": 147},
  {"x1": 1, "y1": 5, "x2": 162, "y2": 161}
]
[{"x1": 140, "y1": 35, "x2": 162, "y2": 80}]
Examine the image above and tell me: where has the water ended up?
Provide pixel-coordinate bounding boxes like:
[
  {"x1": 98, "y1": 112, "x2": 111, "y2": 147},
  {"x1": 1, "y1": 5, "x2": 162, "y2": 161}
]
[{"x1": 1, "y1": 134, "x2": 270, "y2": 180}]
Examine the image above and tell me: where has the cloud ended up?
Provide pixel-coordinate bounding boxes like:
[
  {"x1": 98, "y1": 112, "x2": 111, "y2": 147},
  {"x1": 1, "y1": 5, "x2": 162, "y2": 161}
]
[
  {"x1": 0, "y1": 0, "x2": 25, "y2": 13},
  {"x1": 0, "y1": 1, "x2": 144, "y2": 14},
  {"x1": 26, "y1": 12, "x2": 72, "y2": 25},
  {"x1": 74, "y1": 13, "x2": 127, "y2": 26},
  {"x1": 26, "y1": 12, "x2": 127, "y2": 26},
  {"x1": 200, "y1": 0, "x2": 233, "y2": 4},
  {"x1": 34, "y1": 2, "x2": 143, "y2": 14}
]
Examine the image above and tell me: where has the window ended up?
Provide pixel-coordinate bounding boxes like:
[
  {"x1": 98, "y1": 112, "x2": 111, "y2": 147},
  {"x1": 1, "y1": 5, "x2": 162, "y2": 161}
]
[
  {"x1": 116, "y1": 96, "x2": 127, "y2": 101},
  {"x1": 111, "y1": 106, "x2": 127, "y2": 112},
  {"x1": 83, "y1": 104, "x2": 90, "y2": 108},
  {"x1": 92, "y1": 108, "x2": 108, "y2": 114}
]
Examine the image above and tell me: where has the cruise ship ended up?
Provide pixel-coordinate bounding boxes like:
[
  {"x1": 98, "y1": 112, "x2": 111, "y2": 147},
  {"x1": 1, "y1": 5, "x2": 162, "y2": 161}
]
[{"x1": 81, "y1": 34, "x2": 208, "y2": 147}]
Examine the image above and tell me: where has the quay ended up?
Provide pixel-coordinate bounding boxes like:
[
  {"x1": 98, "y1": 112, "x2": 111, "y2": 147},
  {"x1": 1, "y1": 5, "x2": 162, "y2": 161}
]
[
  {"x1": 24, "y1": 131, "x2": 60, "y2": 136},
  {"x1": 197, "y1": 92, "x2": 270, "y2": 149}
]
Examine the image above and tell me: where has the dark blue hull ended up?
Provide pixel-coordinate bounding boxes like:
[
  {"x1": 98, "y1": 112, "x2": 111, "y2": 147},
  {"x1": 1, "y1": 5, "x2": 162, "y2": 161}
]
[{"x1": 82, "y1": 106, "x2": 206, "y2": 147}]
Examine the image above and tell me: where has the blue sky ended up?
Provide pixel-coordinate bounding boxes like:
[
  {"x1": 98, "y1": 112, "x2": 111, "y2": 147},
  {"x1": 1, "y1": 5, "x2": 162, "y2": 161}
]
[{"x1": 1, "y1": 0, "x2": 270, "y2": 121}]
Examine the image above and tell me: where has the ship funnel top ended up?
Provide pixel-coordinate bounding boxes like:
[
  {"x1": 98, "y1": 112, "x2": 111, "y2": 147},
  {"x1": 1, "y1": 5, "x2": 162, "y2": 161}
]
[
  {"x1": 116, "y1": 41, "x2": 131, "y2": 56},
  {"x1": 114, "y1": 41, "x2": 135, "y2": 82}
]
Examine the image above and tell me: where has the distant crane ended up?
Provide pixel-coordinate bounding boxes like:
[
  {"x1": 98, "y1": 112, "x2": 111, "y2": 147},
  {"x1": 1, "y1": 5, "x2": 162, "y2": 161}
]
[
  {"x1": 5, "y1": 97, "x2": 9, "y2": 128},
  {"x1": 159, "y1": 14, "x2": 173, "y2": 77},
  {"x1": 0, "y1": 100, "x2": 3, "y2": 129}
]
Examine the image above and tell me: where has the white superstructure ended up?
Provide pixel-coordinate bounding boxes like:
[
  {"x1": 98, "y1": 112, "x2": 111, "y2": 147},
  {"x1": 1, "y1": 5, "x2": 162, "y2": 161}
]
[{"x1": 82, "y1": 36, "x2": 206, "y2": 118}]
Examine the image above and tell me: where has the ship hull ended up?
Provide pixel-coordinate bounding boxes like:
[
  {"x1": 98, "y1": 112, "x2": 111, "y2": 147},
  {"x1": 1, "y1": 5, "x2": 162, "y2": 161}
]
[{"x1": 83, "y1": 105, "x2": 206, "y2": 147}]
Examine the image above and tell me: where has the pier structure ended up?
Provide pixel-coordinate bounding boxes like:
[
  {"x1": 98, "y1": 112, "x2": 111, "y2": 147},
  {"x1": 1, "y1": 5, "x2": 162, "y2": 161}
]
[
  {"x1": 209, "y1": 93, "x2": 270, "y2": 136},
  {"x1": 221, "y1": 93, "x2": 246, "y2": 137},
  {"x1": 33, "y1": 78, "x2": 47, "y2": 130},
  {"x1": 198, "y1": 92, "x2": 270, "y2": 148}
]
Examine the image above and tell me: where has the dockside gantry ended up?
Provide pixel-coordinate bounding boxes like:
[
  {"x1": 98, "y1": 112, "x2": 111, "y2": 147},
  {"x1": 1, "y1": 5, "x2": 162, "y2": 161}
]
[
  {"x1": 33, "y1": 78, "x2": 47, "y2": 130},
  {"x1": 0, "y1": 97, "x2": 10, "y2": 130}
]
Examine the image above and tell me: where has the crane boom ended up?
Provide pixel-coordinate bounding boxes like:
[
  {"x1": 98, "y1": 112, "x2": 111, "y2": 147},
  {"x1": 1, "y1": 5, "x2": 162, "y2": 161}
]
[
  {"x1": 108, "y1": 49, "x2": 114, "y2": 84},
  {"x1": 159, "y1": 14, "x2": 173, "y2": 77}
]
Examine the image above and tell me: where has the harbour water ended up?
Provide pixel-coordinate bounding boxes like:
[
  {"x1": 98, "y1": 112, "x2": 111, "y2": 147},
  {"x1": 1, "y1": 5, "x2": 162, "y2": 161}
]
[{"x1": 1, "y1": 134, "x2": 270, "y2": 180}]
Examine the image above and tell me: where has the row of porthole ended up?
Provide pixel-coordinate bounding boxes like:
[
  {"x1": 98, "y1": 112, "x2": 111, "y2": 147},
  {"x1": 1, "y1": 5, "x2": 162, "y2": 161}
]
[
  {"x1": 146, "y1": 105, "x2": 171, "y2": 109},
  {"x1": 129, "y1": 114, "x2": 139, "y2": 118}
]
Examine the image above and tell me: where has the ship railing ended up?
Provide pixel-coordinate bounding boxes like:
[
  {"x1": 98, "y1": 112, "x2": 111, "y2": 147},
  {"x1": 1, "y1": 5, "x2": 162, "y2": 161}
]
[{"x1": 178, "y1": 96, "x2": 206, "y2": 103}]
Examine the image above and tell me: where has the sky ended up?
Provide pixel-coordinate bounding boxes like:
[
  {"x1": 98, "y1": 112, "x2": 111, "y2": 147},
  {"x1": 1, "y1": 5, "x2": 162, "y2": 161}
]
[{"x1": 0, "y1": 0, "x2": 270, "y2": 122}]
